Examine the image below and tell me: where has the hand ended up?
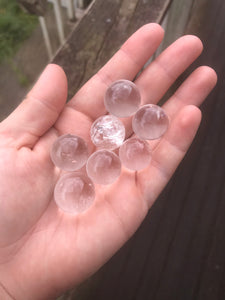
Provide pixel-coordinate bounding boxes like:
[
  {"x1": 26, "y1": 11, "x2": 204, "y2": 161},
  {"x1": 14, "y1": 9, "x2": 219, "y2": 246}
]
[{"x1": 0, "y1": 23, "x2": 217, "y2": 299}]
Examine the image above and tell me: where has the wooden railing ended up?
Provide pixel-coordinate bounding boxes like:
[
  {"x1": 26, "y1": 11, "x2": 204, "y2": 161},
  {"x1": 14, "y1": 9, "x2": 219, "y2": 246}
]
[{"x1": 18, "y1": 0, "x2": 92, "y2": 59}]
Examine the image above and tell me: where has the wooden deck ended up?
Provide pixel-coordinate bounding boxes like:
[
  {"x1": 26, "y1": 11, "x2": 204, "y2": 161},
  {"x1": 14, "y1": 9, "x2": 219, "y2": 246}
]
[{"x1": 54, "y1": 0, "x2": 225, "y2": 299}]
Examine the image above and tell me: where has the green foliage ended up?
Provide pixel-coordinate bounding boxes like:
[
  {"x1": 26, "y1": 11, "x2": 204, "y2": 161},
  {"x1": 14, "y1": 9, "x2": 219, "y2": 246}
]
[{"x1": 0, "y1": 0, "x2": 38, "y2": 63}]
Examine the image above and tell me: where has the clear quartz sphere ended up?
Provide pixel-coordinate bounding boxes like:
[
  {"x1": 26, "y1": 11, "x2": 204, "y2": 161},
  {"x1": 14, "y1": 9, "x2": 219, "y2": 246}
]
[
  {"x1": 86, "y1": 150, "x2": 121, "y2": 185},
  {"x1": 119, "y1": 137, "x2": 152, "y2": 171},
  {"x1": 54, "y1": 172, "x2": 95, "y2": 214},
  {"x1": 132, "y1": 104, "x2": 169, "y2": 140},
  {"x1": 104, "y1": 79, "x2": 141, "y2": 117},
  {"x1": 50, "y1": 134, "x2": 89, "y2": 171},
  {"x1": 90, "y1": 115, "x2": 125, "y2": 150}
]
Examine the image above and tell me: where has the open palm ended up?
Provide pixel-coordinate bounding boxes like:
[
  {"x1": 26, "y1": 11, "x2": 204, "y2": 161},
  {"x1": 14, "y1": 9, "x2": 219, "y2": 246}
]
[{"x1": 0, "y1": 24, "x2": 217, "y2": 299}]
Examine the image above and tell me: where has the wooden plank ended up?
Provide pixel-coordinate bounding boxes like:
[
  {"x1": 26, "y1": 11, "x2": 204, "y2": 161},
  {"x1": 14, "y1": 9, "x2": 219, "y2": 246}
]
[
  {"x1": 173, "y1": 1, "x2": 225, "y2": 299},
  {"x1": 53, "y1": 0, "x2": 171, "y2": 99},
  {"x1": 17, "y1": 0, "x2": 47, "y2": 16}
]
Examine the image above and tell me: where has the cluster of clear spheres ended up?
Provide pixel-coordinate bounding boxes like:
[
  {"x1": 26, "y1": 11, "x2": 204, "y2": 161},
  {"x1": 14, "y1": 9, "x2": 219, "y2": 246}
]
[{"x1": 50, "y1": 79, "x2": 169, "y2": 215}]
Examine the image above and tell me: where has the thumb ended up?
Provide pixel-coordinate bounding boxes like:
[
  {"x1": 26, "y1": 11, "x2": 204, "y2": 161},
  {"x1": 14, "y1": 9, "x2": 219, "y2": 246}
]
[{"x1": 0, "y1": 64, "x2": 68, "y2": 149}]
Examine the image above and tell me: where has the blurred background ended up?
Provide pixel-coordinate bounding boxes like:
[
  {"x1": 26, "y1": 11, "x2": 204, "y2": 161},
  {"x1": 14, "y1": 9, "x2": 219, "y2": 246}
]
[
  {"x1": 1, "y1": 0, "x2": 225, "y2": 300},
  {"x1": 0, "y1": 0, "x2": 91, "y2": 120}
]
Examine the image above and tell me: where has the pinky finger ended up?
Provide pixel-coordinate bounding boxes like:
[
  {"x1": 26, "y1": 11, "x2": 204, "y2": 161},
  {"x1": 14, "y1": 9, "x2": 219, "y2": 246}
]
[{"x1": 137, "y1": 105, "x2": 202, "y2": 208}]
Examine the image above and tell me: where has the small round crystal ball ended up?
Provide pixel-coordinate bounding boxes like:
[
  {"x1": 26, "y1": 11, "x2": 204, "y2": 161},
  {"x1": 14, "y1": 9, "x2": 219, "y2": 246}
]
[
  {"x1": 132, "y1": 104, "x2": 169, "y2": 140},
  {"x1": 90, "y1": 115, "x2": 125, "y2": 150},
  {"x1": 54, "y1": 172, "x2": 95, "y2": 214},
  {"x1": 104, "y1": 79, "x2": 141, "y2": 117},
  {"x1": 50, "y1": 134, "x2": 89, "y2": 171},
  {"x1": 86, "y1": 150, "x2": 121, "y2": 185},
  {"x1": 119, "y1": 137, "x2": 151, "y2": 171}
]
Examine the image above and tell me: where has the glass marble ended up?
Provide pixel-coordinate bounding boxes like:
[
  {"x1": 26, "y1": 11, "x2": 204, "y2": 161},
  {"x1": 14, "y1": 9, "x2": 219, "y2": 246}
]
[
  {"x1": 119, "y1": 137, "x2": 151, "y2": 171},
  {"x1": 86, "y1": 150, "x2": 121, "y2": 185},
  {"x1": 132, "y1": 104, "x2": 169, "y2": 140},
  {"x1": 54, "y1": 172, "x2": 95, "y2": 214},
  {"x1": 104, "y1": 79, "x2": 141, "y2": 117},
  {"x1": 90, "y1": 115, "x2": 125, "y2": 150},
  {"x1": 50, "y1": 134, "x2": 89, "y2": 171}
]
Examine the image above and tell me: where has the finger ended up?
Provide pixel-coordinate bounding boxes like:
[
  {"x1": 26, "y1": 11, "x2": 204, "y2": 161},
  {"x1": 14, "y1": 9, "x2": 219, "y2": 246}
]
[
  {"x1": 0, "y1": 64, "x2": 67, "y2": 149},
  {"x1": 137, "y1": 105, "x2": 202, "y2": 208},
  {"x1": 163, "y1": 66, "x2": 217, "y2": 118},
  {"x1": 136, "y1": 35, "x2": 203, "y2": 105},
  {"x1": 67, "y1": 23, "x2": 164, "y2": 120},
  {"x1": 146, "y1": 66, "x2": 217, "y2": 151}
]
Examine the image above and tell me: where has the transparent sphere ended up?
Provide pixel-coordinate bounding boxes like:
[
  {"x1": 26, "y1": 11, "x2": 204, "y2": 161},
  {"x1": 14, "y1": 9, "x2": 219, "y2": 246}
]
[
  {"x1": 54, "y1": 172, "x2": 95, "y2": 214},
  {"x1": 90, "y1": 115, "x2": 125, "y2": 150},
  {"x1": 50, "y1": 134, "x2": 89, "y2": 171},
  {"x1": 104, "y1": 79, "x2": 141, "y2": 117},
  {"x1": 86, "y1": 150, "x2": 121, "y2": 185},
  {"x1": 119, "y1": 137, "x2": 151, "y2": 171},
  {"x1": 132, "y1": 104, "x2": 169, "y2": 140}
]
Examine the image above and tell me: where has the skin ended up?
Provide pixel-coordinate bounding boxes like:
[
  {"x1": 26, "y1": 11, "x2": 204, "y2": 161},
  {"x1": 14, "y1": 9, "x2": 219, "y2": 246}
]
[{"x1": 0, "y1": 24, "x2": 217, "y2": 299}]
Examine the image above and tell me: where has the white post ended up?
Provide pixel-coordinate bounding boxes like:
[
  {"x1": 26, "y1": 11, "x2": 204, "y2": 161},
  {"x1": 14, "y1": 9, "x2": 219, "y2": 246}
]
[
  {"x1": 39, "y1": 16, "x2": 53, "y2": 59},
  {"x1": 52, "y1": 0, "x2": 65, "y2": 44},
  {"x1": 74, "y1": 0, "x2": 84, "y2": 18},
  {"x1": 66, "y1": 0, "x2": 75, "y2": 20},
  {"x1": 76, "y1": 0, "x2": 84, "y2": 8}
]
